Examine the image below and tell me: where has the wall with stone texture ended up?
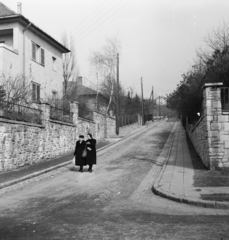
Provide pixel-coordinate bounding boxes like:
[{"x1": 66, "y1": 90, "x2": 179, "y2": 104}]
[
  {"x1": 0, "y1": 101, "x2": 116, "y2": 171},
  {"x1": 187, "y1": 83, "x2": 229, "y2": 169}
]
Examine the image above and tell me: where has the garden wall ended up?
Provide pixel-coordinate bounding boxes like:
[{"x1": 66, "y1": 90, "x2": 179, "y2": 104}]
[
  {"x1": 187, "y1": 83, "x2": 229, "y2": 169},
  {"x1": 0, "y1": 101, "x2": 116, "y2": 171}
]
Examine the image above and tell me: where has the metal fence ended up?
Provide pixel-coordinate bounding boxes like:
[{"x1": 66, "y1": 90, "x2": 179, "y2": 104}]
[
  {"x1": 50, "y1": 106, "x2": 73, "y2": 124},
  {"x1": 221, "y1": 87, "x2": 229, "y2": 111},
  {"x1": 78, "y1": 104, "x2": 94, "y2": 121},
  {"x1": 118, "y1": 115, "x2": 138, "y2": 127},
  {"x1": 0, "y1": 100, "x2": 42, "y2": 124}
]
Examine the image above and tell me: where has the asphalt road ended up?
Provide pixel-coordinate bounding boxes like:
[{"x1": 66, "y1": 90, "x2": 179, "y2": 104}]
[{"x1": 0, "y1": 121, "x2": 229, "y2": 240}]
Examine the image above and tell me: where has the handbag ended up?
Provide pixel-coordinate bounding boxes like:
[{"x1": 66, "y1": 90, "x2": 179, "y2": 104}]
[{"x1": 82, "y1": 148, "x2": 87, "y2": 158}]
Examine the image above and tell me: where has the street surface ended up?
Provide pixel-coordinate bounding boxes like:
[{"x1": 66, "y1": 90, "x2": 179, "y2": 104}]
[{"x1": 0, "y1": 121, "x2": 229, "y2": 240}]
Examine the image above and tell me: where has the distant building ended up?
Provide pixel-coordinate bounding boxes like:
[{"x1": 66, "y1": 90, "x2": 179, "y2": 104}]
[
  {"x1": 67, "y1": 77, "x2": 110, "y2": 114},
  {"x1": 0, "y1": 2, "x2": 70, "y2": 102}
]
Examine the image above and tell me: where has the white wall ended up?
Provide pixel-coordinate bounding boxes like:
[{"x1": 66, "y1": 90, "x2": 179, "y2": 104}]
[{"x1": 0, "y1": 21, "x2": 65, "y2": 100}]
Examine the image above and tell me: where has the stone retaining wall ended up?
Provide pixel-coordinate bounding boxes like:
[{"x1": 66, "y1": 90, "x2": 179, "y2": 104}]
[
  {"x1": 187, "y1": 83, "x2": 229, "y2": 169},
  {"x1": 0, "y1": 101, "x2": 116, "y2": 171}
]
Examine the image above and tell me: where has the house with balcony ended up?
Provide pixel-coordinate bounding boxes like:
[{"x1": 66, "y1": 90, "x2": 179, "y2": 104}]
[{"x1": 0, "y1": 2, "x2": 70, "y2": 103}]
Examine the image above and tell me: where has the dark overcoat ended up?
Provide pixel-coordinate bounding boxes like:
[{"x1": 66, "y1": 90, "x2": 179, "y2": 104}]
[
  {"x1": 85, "y1": 139, "x2": 97, "y2": 165},
  {"x1": 74, "y1": 140, "x2": 86, "y2": 166}
]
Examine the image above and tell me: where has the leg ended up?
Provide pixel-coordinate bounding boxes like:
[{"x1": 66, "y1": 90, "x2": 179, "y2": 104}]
[
  {"x1": 88, "y1": 164, "x2": 93, "y2": 172},
  {"x1": 79, "y1": 165, "x2": 83, "y2": 172}
]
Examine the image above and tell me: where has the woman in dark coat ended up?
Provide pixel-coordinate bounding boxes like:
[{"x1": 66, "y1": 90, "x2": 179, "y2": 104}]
[
  {"x1": 74, "y1": 135, "x2": 86, "y2": 172},
  {"x1": 85, "y1": 133, "x2": 97, "y2": 172}
]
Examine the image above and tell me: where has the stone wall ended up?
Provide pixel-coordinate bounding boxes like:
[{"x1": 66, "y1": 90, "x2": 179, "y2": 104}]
[
  {"x1": 0, "y1": 101, "x2": 116, "y2": 172},
  {"x1": 187, "y1": 83, "x2": 229, "y2": 169}
]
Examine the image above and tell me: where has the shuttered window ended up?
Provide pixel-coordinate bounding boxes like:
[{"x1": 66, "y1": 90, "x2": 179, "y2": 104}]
[
  {"x1": 31, "y1": 42, "x2": 45, "y2": 66},
  {"x1": 32, "y1": 82, "x2": 40, "y2": 103},
  {"x1": 40, "y1": 48, "x2": 45, "y2": 65},
  {"x1": 37, "y1": 85, "x2": 40, "y2": 102},
  {"x1": 32, "y1": 42, "x2": 36, "y2": 61}
]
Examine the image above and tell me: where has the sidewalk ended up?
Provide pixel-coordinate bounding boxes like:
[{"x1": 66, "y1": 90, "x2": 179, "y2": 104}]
[
  {"x1": 153, "y1": 121, "x2": 229, "y2": 209},
  {"x1": 0, "y1": 123, "x2": 149, "y2": 190}
]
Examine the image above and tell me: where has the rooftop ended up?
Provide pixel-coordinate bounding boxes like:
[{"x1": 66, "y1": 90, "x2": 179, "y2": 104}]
[
  {"x1": 0, "y1": 2, "x2": 70, "y2": 53},
  {"x1": 0, "y1": 2, "x2": 16, "y2": 16}
]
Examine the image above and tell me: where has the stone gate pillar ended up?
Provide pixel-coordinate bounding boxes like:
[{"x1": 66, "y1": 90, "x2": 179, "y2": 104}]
[{"x1": 40, "y1": 103, "x2": 50, "y2": 126}]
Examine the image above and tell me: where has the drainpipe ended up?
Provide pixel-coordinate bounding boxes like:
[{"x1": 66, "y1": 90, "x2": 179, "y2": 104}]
[{"x1": 23, "y1": 22, "x2": 32, "y2": 80}]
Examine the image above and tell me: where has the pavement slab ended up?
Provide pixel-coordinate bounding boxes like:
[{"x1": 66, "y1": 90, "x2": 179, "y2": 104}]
[{"x1": 153, "y1": 121, "x2": 229, "y2": 209}]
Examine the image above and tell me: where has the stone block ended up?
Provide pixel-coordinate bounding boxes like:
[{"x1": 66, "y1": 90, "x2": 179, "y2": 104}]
[
  {"x1": 218, "y1": 115, "x2": 228, "y2": 122},
  {"x1": 210, "y1": 123, "x2": 221, "y2": 131},
  {"x1": 223, "y1": 122, "x2": 229, "y2": 131},
  {"x1": 209, "y1": 131, "x2": 219, "y2": 137},
  {"x1": 222, "y1": 157, "x2": 229, "y2": 163},
  {"x1": 205, "y1": 99, "x2": 212, "y2": 108},
  {"x1": 213, "y1": 115, "x2": 218, "y2": 121},
  {"x1": 225, "y1": 141, "x2": 229, "y2": 149},
  {"x1": 212, "y1": 101, "x2": 222, "y2": 109}
]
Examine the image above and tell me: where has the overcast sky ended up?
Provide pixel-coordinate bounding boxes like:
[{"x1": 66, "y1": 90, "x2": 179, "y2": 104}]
[{"x1": 4, "y1": 0, "x2": 229, "y2": 98}]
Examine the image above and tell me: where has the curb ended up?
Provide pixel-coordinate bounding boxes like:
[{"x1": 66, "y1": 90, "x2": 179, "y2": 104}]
[
  {"x1": 0, "y1": 122, "x2": 155, "y2": 191},
  {"x1": 152, "y1": 186, "x2": 229, "y2": 209},
  {"x1": 152, "y1": 124, "x2": 229, "y2": 210}
]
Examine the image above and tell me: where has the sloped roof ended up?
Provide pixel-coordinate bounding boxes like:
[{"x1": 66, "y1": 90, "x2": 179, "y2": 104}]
[
  {"x1": 0, "y1": 2, "x2": 70, "y2": 53},
  {"x1": 77, "y1": 85, "x2": 97, "y2": 95},
  {"x1": 0, "y1": 2, "x2": 16, "y2": 17},
  {"x1": 67, "y1": 82, "x2": 109, "y2": 100}
]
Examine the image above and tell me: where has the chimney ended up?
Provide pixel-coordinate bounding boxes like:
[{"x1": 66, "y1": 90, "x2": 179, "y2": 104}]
[
  {"x1": 17, "y1": 2, "x2": 22, "y2": 14},
  {"x1": 78, "y1": 76, "x2": 83, "y2": 85}
]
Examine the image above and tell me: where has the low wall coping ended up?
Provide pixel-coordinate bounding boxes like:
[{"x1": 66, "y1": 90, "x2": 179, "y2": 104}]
[
  {"x1": 202, "y1": 82, "x2": 223, "y2": 89},
  {"x1": 49, "y1": 119, "x2": 76, "y2": 127},
  {"x1": 0, "y1": 118, "x2": 45, "y2": 128},
  {"x1": 78, "y1": 117, "x2": 95, "y2": 124}
]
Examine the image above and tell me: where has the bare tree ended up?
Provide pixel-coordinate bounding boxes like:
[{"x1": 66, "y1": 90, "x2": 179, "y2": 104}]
[
  {"x1": 61, "y1": 32, "x2": 79, "y2": 97},
  {"x1": 204, "y1": 21, "x2": 229, "y2": 51},
  {"x1": 89, "y1": 37, "x2": 121, "y2": 113},
  {"x1": 0, "y1": 72, "x2": 32, "y2": 105}
]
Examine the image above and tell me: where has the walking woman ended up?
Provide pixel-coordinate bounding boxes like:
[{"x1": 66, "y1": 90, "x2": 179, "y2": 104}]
[
  {"x1": 74, "y1": 135, "x2": 86, "y2": 172},
  {"x1": 86, "y1": 133, "x2": 97, "y2": 172}
]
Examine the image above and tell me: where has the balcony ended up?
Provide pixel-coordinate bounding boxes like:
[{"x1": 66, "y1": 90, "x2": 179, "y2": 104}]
[{"x1": 0, "y1": 42, "x2": 19, "y2": 74}]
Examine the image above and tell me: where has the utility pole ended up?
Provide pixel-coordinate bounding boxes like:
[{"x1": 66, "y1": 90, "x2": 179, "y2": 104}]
[
  {"x1": 159, "y1": 96, "x2": 161, "y2": 120},
  {"x1": 141, "y1": 77, "x2": 144, "y2": 125},
  {"x1": 116, "y1": 53, "x2": 119, "y2": 135},
  {"x1": 151, "y1": 86, "x2": 154, "y2": 122}
]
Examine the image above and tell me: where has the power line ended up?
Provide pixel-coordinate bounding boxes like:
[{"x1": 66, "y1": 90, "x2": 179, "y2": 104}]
[
  {"x1": 71, "y1": 0, "x2": 124, "y2": 43},
  {"x1": 29, "y1": 0, "x2": 130, "y2": 77},
  {"x1": 31, "y1": 0, "x2": 125, "y2": 74},
  {"x1": 67, "y1": 0, "x2": 117, "y2": 41}
]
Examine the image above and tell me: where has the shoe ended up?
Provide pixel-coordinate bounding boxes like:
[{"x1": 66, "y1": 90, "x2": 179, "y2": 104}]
[
  {"x1": 89, "y1": 169, "x2": 92, "y2": 173},
  {"x1": 79, "y1": 168, "x2": 83, "y2": 172}
]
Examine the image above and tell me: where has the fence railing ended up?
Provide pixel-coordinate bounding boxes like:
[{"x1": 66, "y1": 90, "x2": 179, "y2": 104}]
[
  {"x1": 118, "y1": 115, "x2": 138, "y2": 127},
  {"x1": 50, "y1": 106, "x2": 73, "y2": 124},
  {"x1": 221, "y1": 87, "x2": 229, "y2": 111},
  {"x1": 0, "y1": 100, "x2": 42, "y2": 124},
  {"x1": 78, "y1": 104, "x2": 94, "y2": 121}
]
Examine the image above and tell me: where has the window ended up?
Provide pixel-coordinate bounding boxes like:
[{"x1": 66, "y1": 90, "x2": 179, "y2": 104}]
[
  {"x1": 52, "y1": 57, "x2": 57, "y2": 71},
  {"x1": 41, "y1": 48, "x2": 45, "y2": 65},
  {"x1": 32, "y1": 82, "x2": 40, "y2": 103},
  {"x1": 32, "y1": 42, "x2": 45, "y2": 65}
]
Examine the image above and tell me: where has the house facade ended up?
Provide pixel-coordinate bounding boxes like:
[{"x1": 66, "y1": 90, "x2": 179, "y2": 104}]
[
  {"x1": 0, "y1": 2, "x2": 70, "y2": 102},
  {"x1": 66, "y1": 77, "x2": 111, "y2": 115}
]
